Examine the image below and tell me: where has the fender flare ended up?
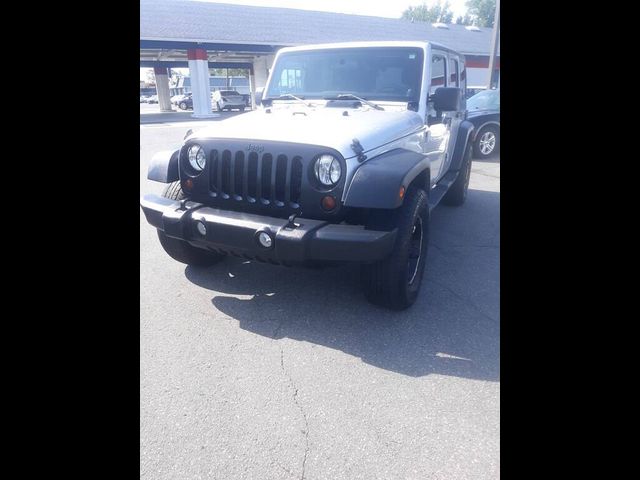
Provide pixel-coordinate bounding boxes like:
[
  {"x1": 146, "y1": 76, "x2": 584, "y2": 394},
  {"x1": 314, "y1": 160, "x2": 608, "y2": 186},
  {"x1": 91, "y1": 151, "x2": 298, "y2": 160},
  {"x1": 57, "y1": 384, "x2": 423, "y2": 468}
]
[
  {"x1": 449, "y1": 120, "x2": 475, "y2": 172},
  {"x1": 148, "y1": 149, "x2": 180, "y2": 183},
  {"x1": 343, "y1": 148, "x2": 429, "y2": 209}
]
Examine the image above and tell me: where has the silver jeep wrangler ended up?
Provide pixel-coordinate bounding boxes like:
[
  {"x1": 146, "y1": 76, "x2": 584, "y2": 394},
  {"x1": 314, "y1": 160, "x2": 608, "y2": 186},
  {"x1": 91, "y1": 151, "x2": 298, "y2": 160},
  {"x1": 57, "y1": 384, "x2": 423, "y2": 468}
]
[{"x1": 141, "y1": 41, "x2": 475, "y2": 310}]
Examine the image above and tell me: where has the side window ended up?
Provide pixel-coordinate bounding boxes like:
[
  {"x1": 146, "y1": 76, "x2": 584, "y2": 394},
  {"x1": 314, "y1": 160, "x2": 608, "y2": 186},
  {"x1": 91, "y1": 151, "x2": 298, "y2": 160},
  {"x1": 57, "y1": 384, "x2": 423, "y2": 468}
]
[
  {"x1": 449, "y1": 58, "x2": 459, "y2": 87},
  {"x1": 429, "y1": 54, "x2": 446, "y2": 95},
  {"x1": 427, "y1": 53, "x2": 447, "y2": 124}
]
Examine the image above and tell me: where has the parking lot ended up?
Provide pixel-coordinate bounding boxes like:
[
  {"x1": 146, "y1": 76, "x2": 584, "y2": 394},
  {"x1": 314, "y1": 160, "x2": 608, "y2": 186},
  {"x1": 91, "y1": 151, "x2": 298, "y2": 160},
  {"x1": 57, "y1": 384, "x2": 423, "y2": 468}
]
[{"x1": 140, "y1": 116, "x2": 500, "y2": 479}]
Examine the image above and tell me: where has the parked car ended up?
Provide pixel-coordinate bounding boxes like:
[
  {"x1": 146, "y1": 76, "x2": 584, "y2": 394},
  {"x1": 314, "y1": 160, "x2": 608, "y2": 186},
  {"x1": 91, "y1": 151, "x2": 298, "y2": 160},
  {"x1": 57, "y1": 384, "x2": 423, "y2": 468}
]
[
  {"x1": 141, "y1": 41, "x2": 476, "y2": 310},
  {"x1": 466, "y1": 89, "x2": 500, "y2": 158},
  {"x1": 176, "y1": 92, "x2": 193, "y2": 110},
  {"x1": 140, "y1": 95, "x2": 150, "y2": 103},
  {"x1": 212, "y1": 90, "x2": 246, "y2": 111},
  {"x1": 171, "y1": 93, "x2": 189, "y2": 106},
  {"x1": 147, "y1": 95, "x2": 159, "y2": 104},
  {"x1": 465, "y1": 86, "x2": 486, "y2": 99}
]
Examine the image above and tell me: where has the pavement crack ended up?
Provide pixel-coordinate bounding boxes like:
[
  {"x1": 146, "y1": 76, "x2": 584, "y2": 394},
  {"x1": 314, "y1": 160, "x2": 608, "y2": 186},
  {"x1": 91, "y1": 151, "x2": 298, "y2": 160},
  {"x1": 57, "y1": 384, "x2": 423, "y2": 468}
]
[
  {"x1": 272, "y1": 318, "x2": 284, "y2": 339},
  {"x1": 280, "y1": 347, "x2": 310, "y2": 480}
]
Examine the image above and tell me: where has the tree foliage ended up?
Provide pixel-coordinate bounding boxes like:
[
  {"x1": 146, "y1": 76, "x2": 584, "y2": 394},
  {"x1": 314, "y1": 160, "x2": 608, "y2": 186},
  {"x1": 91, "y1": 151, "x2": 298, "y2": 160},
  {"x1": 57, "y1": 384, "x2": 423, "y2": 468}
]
[
  {"x1": 145, "y1": 69, "x2": 156, "y2": 85},
  {"x1": 401, "y1": 1, "x2": 454, "y2": 24},
  {"x1": 211, "y1": 68, "x2": 249, "y2": 77},
  {"x1": 465, "y1": 0, "x2": 496, "y2": 28},
  {"x1": 401, "y1": 0, "x2": 497, "y2": 28}
]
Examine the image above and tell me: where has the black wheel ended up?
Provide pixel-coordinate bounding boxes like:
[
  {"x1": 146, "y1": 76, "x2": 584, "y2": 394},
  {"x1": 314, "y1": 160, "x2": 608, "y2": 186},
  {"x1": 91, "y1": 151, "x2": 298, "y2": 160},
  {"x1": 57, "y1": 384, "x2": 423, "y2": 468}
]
[
  {"x1": 442, "y1": 142, "x2": 472, "y2": 206},
  {"x1": 473, "y1": 125, "x2": 500, "y2": 158},
  {"x1": 179, "y1": 102, "x2": 187, "y2": 110},
  {"x1": 240, "y1": 107, "x2": 245, "y2": 112},
  {"x1": 361, "y1": 187, "x2": 429, "y2": 310},
  {"x1": 156, "y1": 182, "x2": 225, "y2": 267}
]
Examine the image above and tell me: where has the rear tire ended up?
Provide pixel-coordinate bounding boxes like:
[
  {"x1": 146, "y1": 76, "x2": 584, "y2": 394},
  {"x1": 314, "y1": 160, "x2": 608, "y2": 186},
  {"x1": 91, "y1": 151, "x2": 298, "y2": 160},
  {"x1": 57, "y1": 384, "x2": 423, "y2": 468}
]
[
  {"x1": 179, "y1": 102, "x2": 187, "y2": 110},
  {"x1": 361, "y1": 187, "x2": 429, "y2": 310},
  {"x1": 156, "y1": 182, "x2": 225, "y2": 267},
  {"x1": 442, "y1": 142, "x2": 472, "y2": 206}
]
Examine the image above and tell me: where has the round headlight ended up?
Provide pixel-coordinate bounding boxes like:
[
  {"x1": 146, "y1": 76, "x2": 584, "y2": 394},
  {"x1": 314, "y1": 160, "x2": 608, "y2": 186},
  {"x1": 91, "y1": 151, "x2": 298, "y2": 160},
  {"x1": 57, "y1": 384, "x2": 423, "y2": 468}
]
[
  {"x1": 314, "y1": 154, "x2": 341, "y2": 187},
  {"x1": 188, "y1": 144, "x2": 206, "y2": 172}
]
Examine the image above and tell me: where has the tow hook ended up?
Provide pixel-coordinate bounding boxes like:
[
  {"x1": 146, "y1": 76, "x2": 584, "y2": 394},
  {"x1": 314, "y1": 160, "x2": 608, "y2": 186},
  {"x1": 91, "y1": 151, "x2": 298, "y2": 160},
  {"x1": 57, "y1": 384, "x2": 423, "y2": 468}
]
[{"x1": 284, "y1": 213, "x2": 300, "y2": 229}]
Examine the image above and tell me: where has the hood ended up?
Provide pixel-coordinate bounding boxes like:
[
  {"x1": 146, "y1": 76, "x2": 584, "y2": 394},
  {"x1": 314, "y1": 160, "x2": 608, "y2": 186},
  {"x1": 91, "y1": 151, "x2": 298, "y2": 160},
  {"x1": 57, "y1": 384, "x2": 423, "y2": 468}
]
[
  {"x1": 467, "y1": 108, "x2": 499, "y2": 118},
  {"x1": 190, "y1": 104, "x2": 424, "y2": 159}
]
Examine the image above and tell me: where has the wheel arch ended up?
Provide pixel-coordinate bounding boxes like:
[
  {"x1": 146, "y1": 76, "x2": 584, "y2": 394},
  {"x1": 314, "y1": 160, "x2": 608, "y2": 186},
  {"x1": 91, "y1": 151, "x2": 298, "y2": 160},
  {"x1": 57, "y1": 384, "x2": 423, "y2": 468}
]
[
  {"x1": 148, "y1": 149, "x2": 181, "y2": 183},
  {"x1": 472, "y1": 121, "x2": 500, "y2": 140},
  {"x1": 343, "y1": 148, "x2": 429, "y2": 209}
]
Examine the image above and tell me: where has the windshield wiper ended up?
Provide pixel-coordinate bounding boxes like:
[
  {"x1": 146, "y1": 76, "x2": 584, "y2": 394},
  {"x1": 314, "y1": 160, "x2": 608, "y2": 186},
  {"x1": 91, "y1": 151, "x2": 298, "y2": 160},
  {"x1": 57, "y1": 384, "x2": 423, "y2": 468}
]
[
  {"x1": 324, "y1": 94, "x2": 384, "y2": 111},
  {"x1": 268, "y1": 94, "x2": 313, "y2": 107}
]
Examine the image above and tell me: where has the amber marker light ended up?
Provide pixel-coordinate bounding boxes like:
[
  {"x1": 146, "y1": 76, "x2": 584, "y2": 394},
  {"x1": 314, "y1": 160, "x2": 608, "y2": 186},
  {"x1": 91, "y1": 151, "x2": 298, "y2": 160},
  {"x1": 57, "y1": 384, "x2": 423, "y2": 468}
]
[
  {"x1": 321, "y1": 195, "x2": 337, "y2": 211},
  {"x1": 399, "y1": 186, "x2": 406, "y2": 200},
  {"x1": 183, "y1": 178, "x2": 194, "y2": 190}
]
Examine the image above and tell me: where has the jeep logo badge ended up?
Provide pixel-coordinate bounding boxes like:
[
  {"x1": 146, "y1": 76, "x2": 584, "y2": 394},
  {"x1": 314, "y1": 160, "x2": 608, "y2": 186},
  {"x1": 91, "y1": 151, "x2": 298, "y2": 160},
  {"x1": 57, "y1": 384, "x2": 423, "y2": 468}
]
[{"x1": 246, "y1": 144, "x2": 264, "y2": 154}]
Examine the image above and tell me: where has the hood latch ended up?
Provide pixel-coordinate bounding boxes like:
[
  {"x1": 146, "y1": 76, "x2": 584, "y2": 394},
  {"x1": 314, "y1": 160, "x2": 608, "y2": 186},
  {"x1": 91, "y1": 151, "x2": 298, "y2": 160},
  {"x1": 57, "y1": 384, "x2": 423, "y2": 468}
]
[{"x1": 351, "y1": 138, "x2": 367, "y2": 163}]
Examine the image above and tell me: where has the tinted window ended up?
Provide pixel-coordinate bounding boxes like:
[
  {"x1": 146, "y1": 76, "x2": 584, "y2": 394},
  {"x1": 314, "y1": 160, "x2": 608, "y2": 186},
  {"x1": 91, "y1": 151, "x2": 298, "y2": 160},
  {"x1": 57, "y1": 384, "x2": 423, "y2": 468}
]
[{"x1": 266, "y1": 47, "x2": 424, "y2": 102}]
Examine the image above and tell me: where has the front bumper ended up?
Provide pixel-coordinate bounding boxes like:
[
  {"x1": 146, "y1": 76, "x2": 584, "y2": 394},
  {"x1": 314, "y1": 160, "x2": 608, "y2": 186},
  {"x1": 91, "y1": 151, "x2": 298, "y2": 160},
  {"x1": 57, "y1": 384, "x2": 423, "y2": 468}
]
[{"x1": 140, "y1": 194, "x2": 397, "y2": 265}]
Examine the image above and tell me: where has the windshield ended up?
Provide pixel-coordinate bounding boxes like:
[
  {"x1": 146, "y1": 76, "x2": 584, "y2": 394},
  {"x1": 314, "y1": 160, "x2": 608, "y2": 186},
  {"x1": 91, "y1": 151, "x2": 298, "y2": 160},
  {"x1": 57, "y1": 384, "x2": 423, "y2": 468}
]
[
  {"x1": 220, "y1": 90, "x2": 240, "y2": 96},
  {"x1": 265, "y1": 47, "x2": 424, "y2": 102},
  {"x1": 467, "y1": 90, "x2": 500, "y2": 111}
]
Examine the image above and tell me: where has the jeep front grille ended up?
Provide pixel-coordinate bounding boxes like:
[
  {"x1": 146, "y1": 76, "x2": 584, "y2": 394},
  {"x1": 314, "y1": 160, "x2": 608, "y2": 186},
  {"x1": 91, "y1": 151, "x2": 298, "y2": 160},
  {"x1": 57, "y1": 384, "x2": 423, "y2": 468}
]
[{"x1": 209, "y1": 149, "x2": 303, "y2": 208}]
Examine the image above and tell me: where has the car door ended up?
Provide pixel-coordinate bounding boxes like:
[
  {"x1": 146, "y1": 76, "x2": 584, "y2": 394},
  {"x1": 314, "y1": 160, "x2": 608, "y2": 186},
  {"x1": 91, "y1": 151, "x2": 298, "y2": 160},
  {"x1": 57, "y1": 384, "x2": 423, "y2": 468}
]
[
  {"x1": 425, "y1": 51, "x2": 449, "y2": 184},
  {"x1": 440, "y1": 55, "x2": 464, "y2": 175}
]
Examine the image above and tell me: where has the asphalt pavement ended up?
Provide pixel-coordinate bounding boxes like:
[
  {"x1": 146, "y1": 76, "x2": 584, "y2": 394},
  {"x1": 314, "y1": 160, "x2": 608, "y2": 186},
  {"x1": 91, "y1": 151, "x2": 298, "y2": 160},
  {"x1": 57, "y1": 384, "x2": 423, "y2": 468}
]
[{"x1": 140, "y1": 116, "x2": 500, "y2": 480}]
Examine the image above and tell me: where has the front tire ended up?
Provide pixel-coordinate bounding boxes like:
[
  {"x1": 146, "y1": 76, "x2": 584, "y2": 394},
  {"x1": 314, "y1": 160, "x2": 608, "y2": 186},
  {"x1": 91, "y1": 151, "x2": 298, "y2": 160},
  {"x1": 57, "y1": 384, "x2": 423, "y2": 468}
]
[
  {"x1": 179, "y1": 102, "x2": 187, "y2": 110},
  {"x1": 361, "y1": 187, "x2": 429, "y2": 310},
  {"x1": 156, "y1": 182, "x2": 225, "y2": 267}
]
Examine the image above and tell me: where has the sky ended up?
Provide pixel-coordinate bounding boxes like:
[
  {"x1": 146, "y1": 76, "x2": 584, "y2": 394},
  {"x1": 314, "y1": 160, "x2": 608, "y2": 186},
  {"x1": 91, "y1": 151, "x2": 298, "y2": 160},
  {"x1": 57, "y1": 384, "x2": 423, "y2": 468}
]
[{"x1": 141, "y1": 0, "x2": 471, "y2": 81}]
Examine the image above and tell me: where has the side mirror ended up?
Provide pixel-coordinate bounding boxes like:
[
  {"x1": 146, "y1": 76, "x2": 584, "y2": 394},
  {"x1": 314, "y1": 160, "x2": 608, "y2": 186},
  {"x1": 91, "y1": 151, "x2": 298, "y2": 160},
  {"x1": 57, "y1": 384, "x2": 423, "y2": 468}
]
[{"x1": 430, "y1": 87, "x2": 462, "y2": 111}]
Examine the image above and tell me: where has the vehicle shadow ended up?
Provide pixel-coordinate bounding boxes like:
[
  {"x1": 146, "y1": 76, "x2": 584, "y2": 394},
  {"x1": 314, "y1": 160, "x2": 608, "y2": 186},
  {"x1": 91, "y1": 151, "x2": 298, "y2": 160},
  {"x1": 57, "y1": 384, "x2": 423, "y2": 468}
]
[{"x1": 185, "y1": 189, "x2": 500, "y2": 381}]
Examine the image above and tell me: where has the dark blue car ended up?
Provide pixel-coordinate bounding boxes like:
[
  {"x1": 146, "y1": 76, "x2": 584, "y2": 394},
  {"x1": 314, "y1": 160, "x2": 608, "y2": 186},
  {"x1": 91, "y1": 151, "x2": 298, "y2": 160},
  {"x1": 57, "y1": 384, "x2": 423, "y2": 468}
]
[{"x1": 466, "y1": 89, "x2": 500, "y2": 159}]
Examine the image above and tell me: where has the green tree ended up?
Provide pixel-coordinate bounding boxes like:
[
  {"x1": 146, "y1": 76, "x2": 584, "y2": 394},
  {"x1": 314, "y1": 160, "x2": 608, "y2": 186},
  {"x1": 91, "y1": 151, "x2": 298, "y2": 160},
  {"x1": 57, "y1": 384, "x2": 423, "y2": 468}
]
[
  {"x1": 211, "y1": 68, "x2": 249, "y2": 77},
  {"x1": 145, "y1": 69, "x2": 156, "y2": 86},
  {"x1": 465, "y1": 0, "x2": 496, "y2": 27},
  {"x1": 401, "y1": 1, "x2": 454, "y2": 24},
  {"x1": 455, "y1": 14, "x2": 473, "y2": 25}
]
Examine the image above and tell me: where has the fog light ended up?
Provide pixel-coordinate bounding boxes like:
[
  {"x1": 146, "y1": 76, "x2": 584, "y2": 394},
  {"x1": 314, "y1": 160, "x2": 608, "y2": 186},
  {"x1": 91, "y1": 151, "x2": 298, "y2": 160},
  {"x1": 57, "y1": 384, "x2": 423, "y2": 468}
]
[
  {"x1": 321, "y1": 195, "x2": 336, "y2": 211},
  {"x1": 195, "y1": 220, "x2": 207, "y2": 236},
  {"x1": 257, "y1": 231, "x2": 273, "y2": 248}
]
